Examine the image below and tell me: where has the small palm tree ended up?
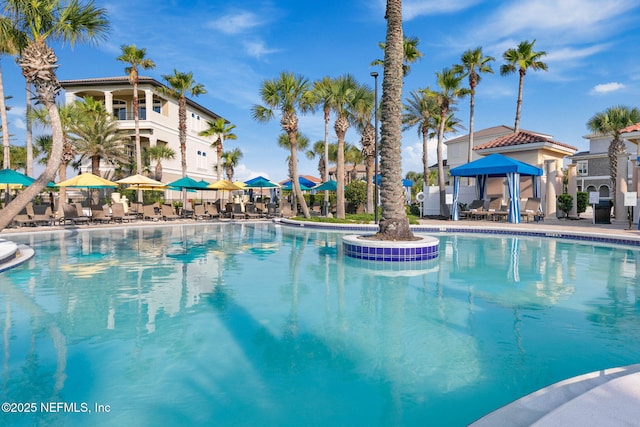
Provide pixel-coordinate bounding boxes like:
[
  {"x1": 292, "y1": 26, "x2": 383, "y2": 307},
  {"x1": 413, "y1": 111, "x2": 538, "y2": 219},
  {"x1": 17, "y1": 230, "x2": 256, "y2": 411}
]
[
  {"x1": 278, "y1": 131, "x2": 309, "y2": 184},
  {"x1": 456, "y1": 47, "x2": 494, "y2": 168},
  {"x1": 344, "y1": 143, "x2": 363, "y2": 182},
  {"x1": 309, "y1": 76, "x2": 335, "y2": 209},
  {"x1": 500, "y1": 40, "x2": 548, "y2": 133},
  {"x1": 116, "y1": 44, "x2": 155, "y2": 177},
  {"x1": 425, "y1": 68, "x2": 470, "y2": 216},
  {"x1": 327, "y1": 74, "x2": 359, "y2": 219},
  {"x1": 306, "y1": 140, "x2": 326, "y2": 181},
  {"x1": 376, "y1": 0, "x2": 414, "y2": 239},
  {"x1": 370, "y1": 35, "x2": 423, "y2": 76},
  {"x1": 220, "y1": 148, "x2": 243, "y2": 182},
  {"x1": 199, "y1": 117, "x2": 237, "y2": 181},
  {"x1": 69, "y1": 97, "x2": 129, "y2": 175},
  {"x1": 0, "y1": 0, "x2": 109, "y2": 231},
  {"x1": 252, "y1": 71, "x2": 313, "y2": 219},
  {"x1": 587, "y1": 105, "x2": 640, "y2": 211},
  {"x1": 146, "y1": 144, "x2": 176, "y2": 182},
  {"x1": 403, "y1": 89, "x2": 439, "y2": 190},
  {"x1": 349, "y1": 83, "x2": 375, "y2": 213}
]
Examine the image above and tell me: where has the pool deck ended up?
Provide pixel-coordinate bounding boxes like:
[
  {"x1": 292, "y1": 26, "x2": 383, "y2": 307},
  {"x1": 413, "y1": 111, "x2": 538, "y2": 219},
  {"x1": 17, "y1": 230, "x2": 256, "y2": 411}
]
[{"x1": 2, "y1": 213, "x2": 639, "y2": 425}]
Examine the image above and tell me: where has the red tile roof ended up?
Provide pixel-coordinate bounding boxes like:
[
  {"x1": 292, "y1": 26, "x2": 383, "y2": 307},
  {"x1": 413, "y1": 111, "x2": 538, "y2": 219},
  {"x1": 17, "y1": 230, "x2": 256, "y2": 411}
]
[
  {"x1": 473, "y1": 130, "x2": 577, "y2": 152},
  {"x1": 621, "y1": 123, "x2": 640, "y2": 133}
]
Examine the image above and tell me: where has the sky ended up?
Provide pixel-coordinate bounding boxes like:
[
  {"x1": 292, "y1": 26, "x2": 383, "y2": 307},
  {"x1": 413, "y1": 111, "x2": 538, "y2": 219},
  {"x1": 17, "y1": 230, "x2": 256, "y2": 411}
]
[{"x1": 3, "y1": 0, "x2": 640, "y2": 182}]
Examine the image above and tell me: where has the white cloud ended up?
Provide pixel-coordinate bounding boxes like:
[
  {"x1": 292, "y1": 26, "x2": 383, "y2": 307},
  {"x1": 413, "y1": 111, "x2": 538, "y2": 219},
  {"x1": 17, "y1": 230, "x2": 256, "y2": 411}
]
[
  {"x1": 207, "y1": 11, "x2": 264, "y2": 35},
  {"x1": 591, "y1": 82, "x2": 626, "y2": 94},
  {"x1": 243, "y1": 40, "x2": 279, "y2": 60},
  {"x1": 233, "y1": 163, "x2": 272, "y2": 182},
  {"x1": 12, "y1": 118, "x2": 26, "y2": 130}
]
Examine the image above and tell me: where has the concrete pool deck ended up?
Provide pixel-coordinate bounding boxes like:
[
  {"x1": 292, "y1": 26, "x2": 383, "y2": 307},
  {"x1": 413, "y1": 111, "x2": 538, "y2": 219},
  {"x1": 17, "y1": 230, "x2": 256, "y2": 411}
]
[{"x1": 2, "y1": 213, "x2": 639, "y2": 425}]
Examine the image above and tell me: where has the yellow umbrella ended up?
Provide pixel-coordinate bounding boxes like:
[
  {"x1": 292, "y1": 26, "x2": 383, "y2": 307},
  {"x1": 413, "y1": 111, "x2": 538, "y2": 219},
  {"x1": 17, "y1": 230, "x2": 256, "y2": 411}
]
[
  {"x1": 208, "y1": 180, "x2": 243, "y2": 191},
  {"x1": 55, "y1": 173, "x2": 118, "y2": 188},
  {"x1": 116, "y1": 174, "x2": 166, "y2": 191},
  {"x1": 233, "y1": 181, "x2": 247, "y2": 189}
]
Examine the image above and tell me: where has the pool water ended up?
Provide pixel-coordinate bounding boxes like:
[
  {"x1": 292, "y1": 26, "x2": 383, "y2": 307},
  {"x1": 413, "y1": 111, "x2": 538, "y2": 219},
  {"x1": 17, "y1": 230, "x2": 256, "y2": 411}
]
[{"x1": 1, "y1": 223, "x2": 639, "y2": 426}]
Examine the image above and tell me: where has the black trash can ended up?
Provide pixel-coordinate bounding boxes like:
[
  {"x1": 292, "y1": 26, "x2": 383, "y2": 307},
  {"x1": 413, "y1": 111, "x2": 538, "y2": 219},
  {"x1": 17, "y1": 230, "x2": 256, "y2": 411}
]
[{"x1": 594, "y1": 200, "x2": 612, "y2": 224}]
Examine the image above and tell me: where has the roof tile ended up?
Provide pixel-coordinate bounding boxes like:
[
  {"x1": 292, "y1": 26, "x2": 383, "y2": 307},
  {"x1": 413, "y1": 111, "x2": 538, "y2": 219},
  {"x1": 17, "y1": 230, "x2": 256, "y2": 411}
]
[{"x1": 473, "y1": 130, "x2": 577, "y2": 152}]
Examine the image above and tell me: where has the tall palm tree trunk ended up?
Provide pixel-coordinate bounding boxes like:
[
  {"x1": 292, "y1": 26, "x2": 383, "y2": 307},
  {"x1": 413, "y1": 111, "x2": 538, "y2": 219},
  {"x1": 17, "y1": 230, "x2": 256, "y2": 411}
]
[
  {"x1": 335, "y1": 116, "x2": 348, "y2": 219},
  {"x1": 376, "y1": 0, "x2": 413, "y2": 240},
  {"x1": 514, "y1": 70, "x2": 525, "y2": 132},
  {"x1": 422, "y1": 130, "x2": 429, "y2": 189},
  {"x1": 216, "y1": 138, "x2": 223, "y2": 181},
  {"x1": 25, "y1": 81, "x2": 33, "y2": 176},
  {"x1": 0, "y1": 61, "x2": 10, "y2": 170},
  {"x1": 323, "y1": 107, "x2": 330, "y2": 212},
  {"x1": 437, "y1": 112, "x2": 448, "y2": 216},
  {"x1": 467, "y1": 89, "x2": 475, "y2": 185},
  {"x1": 288, "y1": 130, "x2": 310, "y2": 218},
  {"x1": 132, "y1": 79, "x2": 143, "y2": 201}
]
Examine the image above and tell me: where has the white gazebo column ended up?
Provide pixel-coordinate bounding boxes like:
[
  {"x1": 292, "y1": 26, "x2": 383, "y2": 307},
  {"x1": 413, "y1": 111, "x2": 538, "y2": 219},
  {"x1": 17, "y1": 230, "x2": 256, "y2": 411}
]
[
  {"x1": 615, "y1": 152, "x2": 628, "y2": 223},
  {"x1": 545, "y1": 160, "x2": 557, "y2": 219},
  {"x1": 567, "y1": 164, "x2": 577, "y2": 218},
  {"x1": 64, "y1": 91, "x2": 76, "y2": 105},
  {"x1": 104, "y1": 91, "x2": 113, "y2": 115}
]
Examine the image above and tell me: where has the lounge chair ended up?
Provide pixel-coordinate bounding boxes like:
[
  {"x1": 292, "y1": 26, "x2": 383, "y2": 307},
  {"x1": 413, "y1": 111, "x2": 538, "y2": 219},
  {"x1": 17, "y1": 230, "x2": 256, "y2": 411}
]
[
  {"x1": 231, "y1": 203, "x2": 246, "y2": 219},
  {"x1": 245, "y1": 203, "x2": 261, "y2": 219},
  {"x1": 193, "y1": 204, "x2": 212, "y2": 220},
  {"x1": 207, "y1": 203, "x2": 221, "y2": 219},
  {"x1": 27, "y1": 203, "x2": 56, "y2": 226},
  {"x1": 143, "y1": 204, "x2": 162, "y2": 221},
  {"x1": 12, "y1": 205, "x2": 36, "y2": 227},
  {"x1": 460, "y1": 199, "x2": 485, "y2": 220},
  {"x1": 61, "y1": 203, "x2": 90, "y2": 225},
  {"x1": 91, "y1": 204, "x2": 112, "y2": 223},
  {"x1": 111, "y1": 202, "x2": 137, "y2": 223},
  {"x1": 161, "y1": 204, "x2": 179, "y2": 221},
  {"x1": 266, "y1": 203, "x2": 279, "y2": 218},
  {"x1": 280, "y1": 203, "x2": 294, "y2": 218},
  {"x1": 474, "y1": 198, "x2": 503, "y2": 221},
  {"x1": 521, "y1": 198, "x2": 544, "y2": 222}
]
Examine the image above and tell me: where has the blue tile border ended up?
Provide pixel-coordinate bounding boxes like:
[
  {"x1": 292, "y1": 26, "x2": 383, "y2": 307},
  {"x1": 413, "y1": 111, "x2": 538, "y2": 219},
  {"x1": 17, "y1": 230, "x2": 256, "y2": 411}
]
[{"x1": 342, "y1": 234, "x2": 440, "y2": 262}]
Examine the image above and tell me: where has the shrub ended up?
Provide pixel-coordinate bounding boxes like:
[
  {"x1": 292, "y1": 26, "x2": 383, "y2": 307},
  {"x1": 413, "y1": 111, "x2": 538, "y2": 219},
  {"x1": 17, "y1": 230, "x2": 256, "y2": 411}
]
[
  {"x1": 576, "y1": 191, "x2": 588, "y2": 217},
  {"x1": 557, "y1": 193, "x2": 573, "y2": 218},
  {"x1": 345, "y1": 180, "x2": 367, "y2": 210}
]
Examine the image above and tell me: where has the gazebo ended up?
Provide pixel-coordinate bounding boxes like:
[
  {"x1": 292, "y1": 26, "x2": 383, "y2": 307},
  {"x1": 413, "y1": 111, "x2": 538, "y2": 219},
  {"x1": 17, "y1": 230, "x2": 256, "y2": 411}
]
[{"x1": 450, "y1": 154, "x2": 543, "y2": 223}]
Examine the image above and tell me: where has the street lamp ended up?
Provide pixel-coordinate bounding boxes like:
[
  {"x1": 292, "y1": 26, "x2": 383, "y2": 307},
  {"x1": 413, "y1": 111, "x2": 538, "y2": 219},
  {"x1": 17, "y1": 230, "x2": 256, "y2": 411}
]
[{"x1": 370, "y1": 71, "x2": 379, "y2": 224}]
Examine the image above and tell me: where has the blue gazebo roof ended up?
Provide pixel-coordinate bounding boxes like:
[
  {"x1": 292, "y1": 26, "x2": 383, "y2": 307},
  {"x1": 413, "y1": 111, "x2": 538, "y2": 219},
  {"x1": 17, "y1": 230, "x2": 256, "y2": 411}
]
[{"x1": 450, "y1": 154, "x2": 543, "y2": 177}]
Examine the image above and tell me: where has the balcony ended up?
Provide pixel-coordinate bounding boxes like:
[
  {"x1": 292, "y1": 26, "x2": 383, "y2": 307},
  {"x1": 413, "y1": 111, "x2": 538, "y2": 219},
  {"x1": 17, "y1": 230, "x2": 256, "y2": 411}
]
[{"x1": 114, "y1": 111, "x2": 147, "y2": 121}]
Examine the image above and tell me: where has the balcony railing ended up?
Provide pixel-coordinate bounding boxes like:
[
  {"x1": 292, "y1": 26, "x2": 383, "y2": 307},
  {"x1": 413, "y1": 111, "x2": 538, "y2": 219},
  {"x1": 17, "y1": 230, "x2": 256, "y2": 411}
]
[{"x1": 114, "y1": 111, "x2": 147, "y2": 121}]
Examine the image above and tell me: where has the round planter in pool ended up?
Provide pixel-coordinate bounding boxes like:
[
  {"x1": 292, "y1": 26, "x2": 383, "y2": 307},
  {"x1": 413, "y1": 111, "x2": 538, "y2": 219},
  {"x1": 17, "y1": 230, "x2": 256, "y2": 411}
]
[{"x1": 342, "y1": 234, "x2": 439, "y2": 262}]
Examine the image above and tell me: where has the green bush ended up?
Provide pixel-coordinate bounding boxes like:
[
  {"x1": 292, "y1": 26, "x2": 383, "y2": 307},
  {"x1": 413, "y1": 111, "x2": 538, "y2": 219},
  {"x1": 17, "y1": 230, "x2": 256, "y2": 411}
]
[
  {"x1": 557, "y1": 193, "x2": 573, "y2": 218},
  {"x1": 576, "y1": 191, "x2": 587, "y2": 217},
  {"x1": 345, "y1": 180, "x2": 367, "y2": 210}
]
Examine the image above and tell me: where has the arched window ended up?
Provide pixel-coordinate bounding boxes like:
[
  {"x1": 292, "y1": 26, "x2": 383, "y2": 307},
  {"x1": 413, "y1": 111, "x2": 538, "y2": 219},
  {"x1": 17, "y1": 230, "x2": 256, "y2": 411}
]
[{"x1": 599, "y1": 185, "x2": 610, "y2": 198}]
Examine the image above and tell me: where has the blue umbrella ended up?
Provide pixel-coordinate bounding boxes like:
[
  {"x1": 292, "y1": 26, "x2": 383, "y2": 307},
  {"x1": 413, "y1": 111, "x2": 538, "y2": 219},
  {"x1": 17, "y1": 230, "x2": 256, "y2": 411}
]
[
  {"x1": 282, "y1": 181, "x2": 312, "y2": 191},
  {"x1": 281, "y1": 176, "x2": 317, "y2": 188},
  {"x1": 0, "y1": 169, "x2": 36, "y2": 186},
  {"x1": 313, "y1": 180, "x2": 339, "y2": 191}
]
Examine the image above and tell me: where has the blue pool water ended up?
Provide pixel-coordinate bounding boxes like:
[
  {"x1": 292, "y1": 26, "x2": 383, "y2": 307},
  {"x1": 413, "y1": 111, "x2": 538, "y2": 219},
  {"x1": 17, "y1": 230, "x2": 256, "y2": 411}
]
[{"x1": 1, "y1": 223, "x2": 639, "y2": 426}]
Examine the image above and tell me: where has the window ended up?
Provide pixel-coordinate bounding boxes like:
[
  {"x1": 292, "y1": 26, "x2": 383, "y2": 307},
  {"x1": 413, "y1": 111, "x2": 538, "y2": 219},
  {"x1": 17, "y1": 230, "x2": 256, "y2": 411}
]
[
  {"x1": 196, "y1": 151, "x2": 207, "y2": 170},
  {"x1": 576, "y1": 160, "x2": 588, "y2": 176},
  {"x1": 113, "y1": 99, "x2": 127, "y2": 120}
]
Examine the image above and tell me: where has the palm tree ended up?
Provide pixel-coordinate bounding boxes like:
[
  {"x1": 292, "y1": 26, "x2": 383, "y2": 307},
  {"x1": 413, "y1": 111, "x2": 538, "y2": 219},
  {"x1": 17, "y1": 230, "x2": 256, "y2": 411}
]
[
  {"x1": 199, "y1": 117, "x2": 237, "y2": 181},
  {"x1": 0, "y1": 0, "x2": 109, "y2": 230},
  {"x1": 252, "y1": 71, "x2": 313, "y2": 219},
  {"x1": 305, "y1": 140, "x2": 326, "y2": 181},
  {"x1": 500, "y1": 40, "x2": 548, "y2": 133},
  {"x1": 327, "y1": 74, "x2": 359, "y2": 219},
  {"x1": 349, "y1": 83, "x2": 376, "y2": 213},
  {"x1": 310, "y1": 76, "x2": 334, "y2": 209},
  {"x1": 370, "y1": 35, "x2": 423, "y2": 76},
  {"x1": 426, "y1": 67, "x2": 469, "y2": 216},
  {"x1": 376, "y1": 0, "x2": 413, "y2": 240},
  {"x1": 220, "y1": 148, "x2": 242, "y2": 182},
  {"x1": 587, "y1": 105, "x2": 640, "y2": 212},
  {"x1": 0, "y1": 17, "x2": 25, "y2": 172},
  {"x1": 278, "y1": 131, "x2": 309, "y2": 187},
  {"x1": 344, "y1": 143, "x2": 363, "y2": 182},
  {"x1": 68, "y1": 97, "x2": 128, "y2": 175},
  {"x1": 116, "y1": 44, "x2": 155, "y2": 177},
  {"x1": 457, "y1": 47, "x2": 494, "y2": 170},
  {"x1": 403, "y1": 89, "x2": 439, "y2": 191},
  {"x1": 146, "y1": 144, "x2": 176, "y2": 182}
]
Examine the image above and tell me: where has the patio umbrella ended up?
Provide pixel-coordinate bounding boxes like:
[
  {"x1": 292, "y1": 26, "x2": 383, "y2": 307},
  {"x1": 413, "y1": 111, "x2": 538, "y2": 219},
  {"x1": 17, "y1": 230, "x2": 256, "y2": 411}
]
[
  {"x1": 313, "y1": 180, "x2": 339, "y2": 191},
  {"x1": 282, "y1": 181, "x2": 312, "y2": 191},
  {"x1": 209, "y1": 179, "x2": 244, "y2": 202},
  {"x1": 281, "y1": 176, "x2": 317, "y2": 188},
  {"x1": 166, "y1": 176, "x2": 209, "y2": 190},
  {"x1": 55, "y1": 173, "x2": 118, "y2": 188},
  {"x1": 244, "y1": 176, "x2": 280, "y2": 189},
  {"x1": 116, "y1": 174, "x2": 166, "y2": 190},
  {"x1": 233, "y1": 181, "x2": 247, "y2": 189},
  {"x1": 0, "y1": 169, "x2": 36, "y2": 186}
]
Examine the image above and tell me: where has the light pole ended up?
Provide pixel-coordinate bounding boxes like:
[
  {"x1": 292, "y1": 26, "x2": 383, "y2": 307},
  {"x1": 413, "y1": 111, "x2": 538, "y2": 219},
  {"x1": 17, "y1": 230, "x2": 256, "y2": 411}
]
[{"x1": 370, "y1": 71, "x2": 379, "y2": 224}]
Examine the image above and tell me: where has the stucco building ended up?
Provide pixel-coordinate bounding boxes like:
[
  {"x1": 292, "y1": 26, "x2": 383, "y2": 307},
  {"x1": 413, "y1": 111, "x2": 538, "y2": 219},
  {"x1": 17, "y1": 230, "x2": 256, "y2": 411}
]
[{"x1": 60, "y1": 76, "x2": 227, "y2": 183}]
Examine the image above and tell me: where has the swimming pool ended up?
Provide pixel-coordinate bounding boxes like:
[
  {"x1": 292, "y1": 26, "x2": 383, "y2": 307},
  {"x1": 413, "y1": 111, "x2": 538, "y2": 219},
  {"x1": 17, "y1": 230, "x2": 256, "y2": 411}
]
[{"x1": 1, "y1": 223, "x2": 639, "y2": 426}]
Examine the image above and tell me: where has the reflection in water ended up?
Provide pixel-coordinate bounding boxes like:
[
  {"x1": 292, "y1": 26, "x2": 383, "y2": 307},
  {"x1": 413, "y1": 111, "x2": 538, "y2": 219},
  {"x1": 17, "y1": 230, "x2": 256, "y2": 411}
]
[{"x1": 1, "y1": 227, "x2": 639, "y2": 426}]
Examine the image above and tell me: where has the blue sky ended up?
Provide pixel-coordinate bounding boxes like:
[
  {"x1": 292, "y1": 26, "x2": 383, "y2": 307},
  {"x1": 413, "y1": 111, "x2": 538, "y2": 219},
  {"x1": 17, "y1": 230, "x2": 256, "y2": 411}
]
[{"x1": 4, "y1": 0, "x2": 640, "y2": 182}]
